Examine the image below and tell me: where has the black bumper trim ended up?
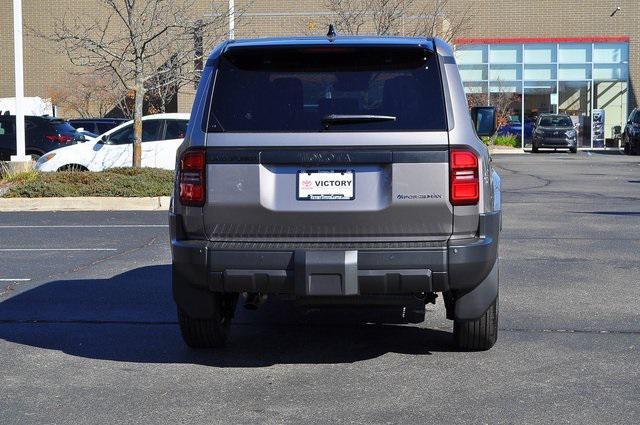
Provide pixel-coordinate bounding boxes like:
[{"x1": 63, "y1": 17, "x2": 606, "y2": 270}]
[
  {"x1": 209, "y1": 267, "x2": 436, "y2": 295},
  {"x1": 171, "y1": 211, "x2": 500, "y2": 301}
]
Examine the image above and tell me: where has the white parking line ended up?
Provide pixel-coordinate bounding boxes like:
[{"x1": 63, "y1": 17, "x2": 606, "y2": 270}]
[
  {"x1": 0, "y1": 278, "x2": 31, "y2": 282},
  {"x1": 0, "y1": 225, "x2": 167, "y2": 228},
  {"x1": 0, "y1": 248, "x2": 117, "y2": 252}
]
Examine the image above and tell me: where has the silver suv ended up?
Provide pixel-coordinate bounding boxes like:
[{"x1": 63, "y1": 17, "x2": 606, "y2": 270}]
[{"x1": 170, "y1": 36, "x2": 501, "y2": 351}]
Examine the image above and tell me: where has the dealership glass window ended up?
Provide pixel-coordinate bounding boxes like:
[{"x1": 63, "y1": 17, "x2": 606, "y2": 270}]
[
  {"x1": 463, "y1": 82, "x2": 489, "y2": 108},
  {"x1": 456, "y1": 45, "x2": 488, "y2": 64},
  {"x1": 558, "y1": 43, "x2": 592, "y2": 63},
  {"x1": 558, "y1": 64, "x2": 591, "y2": 80},
  {"x1": 524, "y1": 64, "x2": 556, "y2": 81},
  {"x1": 489, "y1": 44, "x2": 522, "y2": 64},
  {"x1": 593, "y1": 43, "x2": 628, "y2": 63},
  {"x1": 459, "y1": 64, "x2": 488, "y2": 81},
  {"x1": 594, "y1": 81, "x2": 628, "y2": 146},
  {"x1": 490, "y1": 81, "x2": 522, "y2": 142},
  {"x1": 489, "y1": 65, "x2": 521, "y2": 81},
  {"x1": 524, "y1": 44, "x2": 556, "y2": 63},
  {"x1": 593, "y1": 64, "x2": 628, "y2": 81},
  {"x1": 455, "y1": 41, "x2": 629, "y2": 149}
]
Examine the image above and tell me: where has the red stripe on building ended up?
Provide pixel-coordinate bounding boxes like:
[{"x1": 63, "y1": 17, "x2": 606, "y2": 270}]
[{"x1": 454, "y1": 36, "x2": 630, "y2": 45}]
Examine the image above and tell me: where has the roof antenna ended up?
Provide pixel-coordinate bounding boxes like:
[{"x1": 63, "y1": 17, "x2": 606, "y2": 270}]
[{"x1": 327, "y1": 24, "x2": 337, "y2": 42}]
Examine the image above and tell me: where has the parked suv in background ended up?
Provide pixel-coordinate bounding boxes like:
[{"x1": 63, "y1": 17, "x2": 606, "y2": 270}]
[
  {"x1": 68, "y1": 118, "x2": 128, "y2": 136},
  {"x1": 170, "y1": 36, "x2": 502, "y2": 351},
  {"x1": 531, "y1": 114, "x2": 578, "y2": 153},
  {"x1": 0, "y1": 115, "x2": 81, "y2": 160},
  {"x1": 622, "y1": 108, "x2": 640, "y2": 155}
]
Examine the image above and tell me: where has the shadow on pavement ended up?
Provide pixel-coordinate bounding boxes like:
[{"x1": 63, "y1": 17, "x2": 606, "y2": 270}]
[
  {"x1": 0, "y1": 265, "x2": 454, "y2": 366},
  {"x1": 524, "y1": 150, "x2": 574, "y2": 154},
  {"x1": 586, "y1": 150, "x2": 624, "y2": 155}
]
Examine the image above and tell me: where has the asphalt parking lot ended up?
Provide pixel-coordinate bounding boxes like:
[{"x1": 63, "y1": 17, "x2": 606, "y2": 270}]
[{"x1": 1, "y1": 151, "x2": 639, "y2": 424}]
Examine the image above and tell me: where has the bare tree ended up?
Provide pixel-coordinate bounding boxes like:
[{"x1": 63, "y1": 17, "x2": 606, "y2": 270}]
[
  {"x1": 323, "y1": 0, "x2": 471, "y2": 42},
  {"x1": 487, "y1": 79, "x2": 520, "y2": 146},
  {"x1": 34, "y1": 0, "x2": 230, "y2": 167},
  {"x1": 47, "y1": 72, "x2": 125, "y2": 118}
]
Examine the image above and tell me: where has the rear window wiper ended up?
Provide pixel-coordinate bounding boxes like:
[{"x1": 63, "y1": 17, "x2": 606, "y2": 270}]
[{"x1": 321, "y1": 114, "x2": 396, "y2": 129}]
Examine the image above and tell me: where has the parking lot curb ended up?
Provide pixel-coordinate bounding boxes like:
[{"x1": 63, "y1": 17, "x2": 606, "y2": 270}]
[
  {"x1": 0, "y1": 196, "x2": 171, "y2": 212},
  {"x1": 489, "y1": 149, "x2": 527, "y2": 155}
]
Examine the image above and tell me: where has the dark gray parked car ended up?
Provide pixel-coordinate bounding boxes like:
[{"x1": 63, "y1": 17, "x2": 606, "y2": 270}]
[
  {"x1": 170, "y1": 35, "x2": 502, "y2": 351},
  {"x1": 532, "y1": 114, "x2": 578, "y2": 153},
  {"x1": 621, "y1": 107, "x2": 640, "y2": 155}
]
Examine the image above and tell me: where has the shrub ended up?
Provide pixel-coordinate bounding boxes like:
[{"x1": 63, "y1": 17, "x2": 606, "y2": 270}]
[
  {"x1": 1, "y1": 167, "x2": 175, "y2": 198},
  {"x1": 482, "y1": 135, "x2": 519, "y2": 148}
]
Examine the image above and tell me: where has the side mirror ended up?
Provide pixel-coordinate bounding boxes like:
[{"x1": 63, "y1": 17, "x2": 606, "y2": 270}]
[
  {"x1": 471, "y1": 106, "x2": 497, "y2": 137},
  {"x1": 613, "y1": 125, "x2": 622, "y2": 136},
  {"x1": 97, "y1": 135, "x2": 109, "y2": 145}
]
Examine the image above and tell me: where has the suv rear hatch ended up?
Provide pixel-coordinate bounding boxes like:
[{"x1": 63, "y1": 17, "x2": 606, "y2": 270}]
[{"x1": 202, "y1": 42, "x2": 452, "y2": 243}]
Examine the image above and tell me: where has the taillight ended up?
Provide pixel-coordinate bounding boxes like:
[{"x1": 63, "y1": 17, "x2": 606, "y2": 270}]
[
  {"x1": 45, "y1": 134, "x2": 73, "y2": 143},
  {"x1": 179, "y1": 149, "x2": 206, "y2": 207},
  {"x1": 450, "y1": 149, "x2": 479, "y2": 206}
]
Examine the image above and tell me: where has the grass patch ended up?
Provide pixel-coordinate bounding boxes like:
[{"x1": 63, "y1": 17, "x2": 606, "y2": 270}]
[
  {"x1": 1, "y1": 167, "x2": 175, "y2": 198},
  {"x1": 482, "y1": 135, "x2": 519, "y2": 148},
  {"x1": 0, "y1": 162, "x2": 39, "y2": 184}
]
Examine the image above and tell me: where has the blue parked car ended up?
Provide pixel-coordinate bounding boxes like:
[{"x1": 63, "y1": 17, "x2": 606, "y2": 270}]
[{"x1": 498, "y1": 116, "x2": 535, "y2": 140}]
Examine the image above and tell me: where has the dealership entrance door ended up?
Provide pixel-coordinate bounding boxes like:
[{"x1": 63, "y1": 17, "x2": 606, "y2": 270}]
[
  {"x1": 559, "y1": 81, "x2": 592, "y2": 148},
  {"x1": 523, "y1": 82, "x2": 557, "y2": 148}
]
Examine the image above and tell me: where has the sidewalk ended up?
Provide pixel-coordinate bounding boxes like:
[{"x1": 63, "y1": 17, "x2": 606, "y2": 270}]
[{"x1": 489, "y1": 147, "x2": 526, "y2": 155}]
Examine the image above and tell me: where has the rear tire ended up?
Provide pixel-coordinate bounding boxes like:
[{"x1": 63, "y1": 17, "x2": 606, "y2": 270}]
[
  {"x1": 178, "y1": 293, "x2": 238, "y2": 348},
  {"x1": 453, "y1": 297, "x2": 498, "y2": 351},
  {"x1": 623, "y1": 143, "x2": 630, "y2": 155},
  {"x1": 570, "y1": 147, "x2": 577, "y2": 154}
]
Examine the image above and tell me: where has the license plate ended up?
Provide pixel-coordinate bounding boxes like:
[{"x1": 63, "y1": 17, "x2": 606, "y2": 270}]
[{"x1": 297, "y1": 170, "x2": 355, "y2": 200}]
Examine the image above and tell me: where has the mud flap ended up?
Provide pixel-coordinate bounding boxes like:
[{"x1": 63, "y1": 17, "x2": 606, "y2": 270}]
[{"x1": 454, "y1": 259, "x2": 499, "y2": 321}]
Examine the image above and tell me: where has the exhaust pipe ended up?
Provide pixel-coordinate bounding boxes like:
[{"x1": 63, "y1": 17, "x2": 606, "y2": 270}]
[{"x1": 244, "y1": 293, "x2": 267, "y2": 310}]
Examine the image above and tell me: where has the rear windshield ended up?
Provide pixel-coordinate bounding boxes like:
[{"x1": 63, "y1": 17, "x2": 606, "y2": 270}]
[
  {"x1": 206, "y1": 45, "x2": 446, "y2": 132},
  {"x1": 539, "y1": 116, "x2": 573, "y2": 127},
  {"x1": 51, "y1": 120, "x2": 78, "y2": 134}
]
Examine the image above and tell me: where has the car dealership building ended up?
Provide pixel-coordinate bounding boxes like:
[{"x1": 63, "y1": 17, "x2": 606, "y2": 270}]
[
  {"x1": 455, "y1": 36, "x2": 631, "y2": 148},
  {"x1": 1, "y1": 0, "x2": 638, "y2": 149}
]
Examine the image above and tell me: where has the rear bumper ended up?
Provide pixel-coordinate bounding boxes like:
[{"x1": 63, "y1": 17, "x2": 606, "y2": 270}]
[
  {"x1": 171, "y1": 212, "x2": 500, "y2": 309},
  {"x1": 534, "y1": 137, "x2": 576, "y2": 148}
]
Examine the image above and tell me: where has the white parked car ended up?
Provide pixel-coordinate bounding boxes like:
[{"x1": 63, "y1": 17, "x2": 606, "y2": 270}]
[{"x1": 36, "y1": 113, "x2": 189, "y2": 171}]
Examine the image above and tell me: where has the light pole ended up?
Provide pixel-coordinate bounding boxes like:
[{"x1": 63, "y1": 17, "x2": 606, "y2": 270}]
[
  {"x1": 11, "y1": 0, "x2": 28, "y2": 163},
  {"x1": 228, "y1": 0, "x2": 235, "y2": 40}
]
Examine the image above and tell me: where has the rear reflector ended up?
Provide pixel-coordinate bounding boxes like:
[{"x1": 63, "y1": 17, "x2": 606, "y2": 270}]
[
  {"x1": 450, "y1": 149, "x2": 479, "y2": 206},
  {"x1": 179, "y1": 149, "x2": 206, "y2": 206}
]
